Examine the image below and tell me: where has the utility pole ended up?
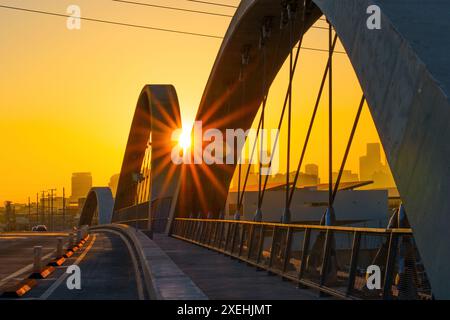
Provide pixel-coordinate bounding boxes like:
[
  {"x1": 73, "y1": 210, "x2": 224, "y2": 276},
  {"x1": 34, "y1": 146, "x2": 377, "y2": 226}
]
[
  {"x1": 41, "y1": 191, "x2": 46, "y2": 225},
  {"x1": 49, "y1": 188, "x2": 56, "y2": 231},
  {"x1": 47, "y1": 192, "x2": 50, "y2": 227},
  {"x1": 28, "y1": 197, "x2": 31, "y2": 231},
  {"x1": 62, "y1": 187, "x2": 66, "y2": 231},
  {"x1": 36, "y1": 193, "x2": 39, "y2": 228}
]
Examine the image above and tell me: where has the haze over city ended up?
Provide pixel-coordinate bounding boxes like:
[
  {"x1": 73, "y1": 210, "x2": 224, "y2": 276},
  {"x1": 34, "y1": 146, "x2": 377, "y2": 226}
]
[{"x1": 1, "y1": 0, "x2": 388, "y2": 204}]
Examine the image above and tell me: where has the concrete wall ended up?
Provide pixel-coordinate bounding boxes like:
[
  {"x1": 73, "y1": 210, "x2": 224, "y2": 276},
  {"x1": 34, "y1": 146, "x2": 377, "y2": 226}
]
[{"x1": 226, "y1": 189, "x2": 388, "y2": 227}]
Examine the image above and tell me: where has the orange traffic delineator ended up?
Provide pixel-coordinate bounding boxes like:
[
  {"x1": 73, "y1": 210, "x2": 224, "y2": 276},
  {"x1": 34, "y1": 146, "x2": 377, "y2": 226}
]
[
  {"x1": 29, "y1": 266, "x2": 55, "y2": 279},
  {"x1": 48, "y1": 256, "x2": 66, "y2": 267},
  {"x1": 64, "y1": 250, "x2": 74, "y2": 258},
  {"x1": 1, "y1": 279, "x2": 37, "y2": 298}
]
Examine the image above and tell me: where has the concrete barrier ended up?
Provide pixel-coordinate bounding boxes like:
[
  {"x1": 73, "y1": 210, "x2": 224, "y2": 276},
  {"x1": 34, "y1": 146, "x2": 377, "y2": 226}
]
[
  {"x1": 90, "y1": 224, "x2": 207, "y2": 300},
  {"x1": 33, "y1": 246, "x2": 42, "y2": 273},
  {"x1": 56, "y1": 237, "x2": 63, "y2": 258}
]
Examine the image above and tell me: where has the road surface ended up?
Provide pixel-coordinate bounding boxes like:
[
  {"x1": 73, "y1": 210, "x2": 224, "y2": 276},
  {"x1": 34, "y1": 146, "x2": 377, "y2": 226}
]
[
  {"x1": 0, "y1": 232, "x2": 142, "y2": 300},
  {"x1": 0, "y1": 232, "x2": 68, "y2": 291}
]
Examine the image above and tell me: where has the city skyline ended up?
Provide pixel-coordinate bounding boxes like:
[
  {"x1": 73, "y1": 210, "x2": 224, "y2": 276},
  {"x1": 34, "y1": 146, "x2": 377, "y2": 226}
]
[{"x1": 1, "y1": 140, "x2": 395, "y2": 205}]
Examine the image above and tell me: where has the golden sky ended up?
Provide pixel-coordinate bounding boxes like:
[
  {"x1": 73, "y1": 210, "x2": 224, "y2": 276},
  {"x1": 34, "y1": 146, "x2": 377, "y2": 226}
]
[{"x1": 0, "y1": 0, "x2": 390, "y2": 204}]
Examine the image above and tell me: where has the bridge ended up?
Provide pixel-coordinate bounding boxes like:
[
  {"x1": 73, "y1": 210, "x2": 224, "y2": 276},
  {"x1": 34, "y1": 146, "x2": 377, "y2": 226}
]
[{"x1": 1, "y1": 0, "x2": 449, "y2": 300}]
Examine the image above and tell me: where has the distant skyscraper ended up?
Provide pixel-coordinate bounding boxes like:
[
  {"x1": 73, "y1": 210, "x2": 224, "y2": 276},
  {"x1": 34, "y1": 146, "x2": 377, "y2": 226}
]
[
  {"x1": 108, "y1": 174, "x2": 120, "y2": 197},
  {"x1": 71, "y1": 172, "x2": 92, "y2": 202},
  {"x1": 305, "y1": 164, "x2": 319, "y2": 177},
  {"x1": 360, "y1": 143, "x2": 382, "y2": 181},
  {"x1": 359, "y1": 143, "x2": 395, "y2": 188}
]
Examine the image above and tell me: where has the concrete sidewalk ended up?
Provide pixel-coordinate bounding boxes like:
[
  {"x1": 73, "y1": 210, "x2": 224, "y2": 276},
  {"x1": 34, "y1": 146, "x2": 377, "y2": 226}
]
[{"x1": 152, "y1": 234, "x2": 321, "y2": 300}]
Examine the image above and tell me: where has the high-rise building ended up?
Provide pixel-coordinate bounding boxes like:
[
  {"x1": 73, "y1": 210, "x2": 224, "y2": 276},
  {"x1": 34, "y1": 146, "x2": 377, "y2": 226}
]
[
  {"x1": 359, "y1": 143, "x2": 395, "y2": 188},
  {"x1": 71, "y1": 172, "x2": 92, "y2": 202},
  {"x1": 305, "y1": 164, "x2": 319, "y2": 177},
  {"x1": 359, "y1": 143, "x2": 383, "y2": 181}
]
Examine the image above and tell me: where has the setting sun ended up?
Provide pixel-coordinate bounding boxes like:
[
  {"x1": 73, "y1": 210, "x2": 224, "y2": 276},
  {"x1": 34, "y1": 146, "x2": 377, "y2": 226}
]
[{"x1": 178, "y1": 126, "x2": 192, "y2": 150}]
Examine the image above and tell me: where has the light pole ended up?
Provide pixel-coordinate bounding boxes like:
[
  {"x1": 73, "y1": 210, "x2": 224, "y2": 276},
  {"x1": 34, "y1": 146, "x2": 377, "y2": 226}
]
[
  {"x1": 49, "y1": 188, "x2": 56, "y2": 231},
  {"x1": 28, "y1": 197, "x2": 31, "y2": 231},
  {"x1": 40, "y1": 191, "x2": 46, "y2": 225},
  {"x1": 36, "y1": 193, "x2": 39, "y2": 228},
  {"x1": 62, "y1": 187, "x2": 66, "y2": 231}
]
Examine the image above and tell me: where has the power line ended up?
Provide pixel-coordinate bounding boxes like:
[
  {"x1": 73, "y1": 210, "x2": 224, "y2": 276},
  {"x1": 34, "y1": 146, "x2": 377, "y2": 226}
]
[
  {"x1": 0, "y1": 3, "x2": 347, "y2": 54},
  {"x1": 184, "y1": 0, "x2": 238, "y2": 9},
  {"x1": 112, "y1": 0, "x2": 329, "y2": 31},
  {"x1": 111, "y1": 0, "x2": 233, "y2": 18},
  {"x1": 295, "y1": 46, "x2": 346, "y2": 54},
  {"x1": 0, "y1": 4, "x2": 223, "y2": 39}
]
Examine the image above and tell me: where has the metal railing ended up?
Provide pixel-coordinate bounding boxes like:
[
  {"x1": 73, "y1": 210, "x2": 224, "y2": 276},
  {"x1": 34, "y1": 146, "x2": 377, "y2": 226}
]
[{"x1": 170, "y1": 218, "x2": 432, "y2": 300}]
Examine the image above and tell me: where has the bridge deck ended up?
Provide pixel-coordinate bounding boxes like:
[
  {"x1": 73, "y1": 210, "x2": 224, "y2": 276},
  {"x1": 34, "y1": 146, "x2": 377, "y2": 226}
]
[{"x1": 154, "y1": 234, "x2": 324, "y2": 300}]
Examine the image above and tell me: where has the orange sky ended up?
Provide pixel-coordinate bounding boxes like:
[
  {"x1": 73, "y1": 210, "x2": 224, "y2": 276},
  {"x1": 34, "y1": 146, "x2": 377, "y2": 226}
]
[{"x1": 0, "y1": 0, "x2": 391, "y2": 204}]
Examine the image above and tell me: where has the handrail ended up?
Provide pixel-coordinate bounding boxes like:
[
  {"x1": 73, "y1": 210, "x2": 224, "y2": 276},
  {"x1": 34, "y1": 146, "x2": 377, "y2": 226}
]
[
  {"x1": 174, "y1": 218, "x2": 413, "y2": 234},
  {"x1": 170, "y1": 218, "x2": 430, "y2": 300}
]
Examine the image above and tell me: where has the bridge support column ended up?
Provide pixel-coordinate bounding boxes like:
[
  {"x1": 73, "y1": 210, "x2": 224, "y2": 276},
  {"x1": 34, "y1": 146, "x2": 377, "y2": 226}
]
[
  {"x1": 254, "y1": 208, "x2": 263, "y2": 222},
  {"x1": 281, "y1": 208, "x2": 291, "y2": 224}
]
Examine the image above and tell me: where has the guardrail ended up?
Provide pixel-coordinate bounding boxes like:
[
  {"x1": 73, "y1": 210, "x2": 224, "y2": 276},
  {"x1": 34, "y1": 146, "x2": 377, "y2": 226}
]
[{"x1": 171, "y1": 218, "x2": 432, "y2": 300}]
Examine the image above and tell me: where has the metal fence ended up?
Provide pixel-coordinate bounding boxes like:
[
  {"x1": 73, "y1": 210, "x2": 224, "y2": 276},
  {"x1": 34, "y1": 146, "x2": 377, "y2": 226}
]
[{"x1": 170, "y1": 218, "x2": 432, "y2": 300}]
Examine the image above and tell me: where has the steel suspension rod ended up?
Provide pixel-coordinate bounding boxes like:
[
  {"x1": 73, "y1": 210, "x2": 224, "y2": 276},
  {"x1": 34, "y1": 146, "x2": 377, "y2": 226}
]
[
  {"x1": 331, "y1": 95, "x2": 366, "y2": 204},
  {"x1": 287, "y1": 33, "x2": 338, "y2": 207},
  {"x1": 328, "y1": 21, "x2": 333, "y2": 216},
  {"x1": 258, "y1": 18, "x2": 307, "y2": 208}
]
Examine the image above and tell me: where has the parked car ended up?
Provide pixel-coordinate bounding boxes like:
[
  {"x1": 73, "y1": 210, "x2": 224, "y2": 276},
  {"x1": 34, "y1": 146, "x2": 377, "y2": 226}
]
[{"x1": 32, "y1": 225, "x2": 48, "y2": 232}]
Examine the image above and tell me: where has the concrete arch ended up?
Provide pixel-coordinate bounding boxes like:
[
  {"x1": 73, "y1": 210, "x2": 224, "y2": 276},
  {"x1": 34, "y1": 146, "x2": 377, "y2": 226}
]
[
  {"x1": 179, "y1": 0, "x2": 450, "y2": 297},
  {"x1": 113, "y1": 85, "x2": 182, "y2": 223},
  {"x1": 79, "y1": 187, "x2": 114, "y2": 226}
]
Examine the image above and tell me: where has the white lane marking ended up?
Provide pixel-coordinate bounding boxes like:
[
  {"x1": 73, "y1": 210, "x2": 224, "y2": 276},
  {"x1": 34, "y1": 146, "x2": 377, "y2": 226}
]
[
  {"x1": 98, "y1": 230, "x2": 145, "y2": 300},
  {"x1": 0, "y1": 251, "x2": 56, "y2": 288},
  {"x1": 39, "y1": 234, "x2": 97, "y2": 300}
]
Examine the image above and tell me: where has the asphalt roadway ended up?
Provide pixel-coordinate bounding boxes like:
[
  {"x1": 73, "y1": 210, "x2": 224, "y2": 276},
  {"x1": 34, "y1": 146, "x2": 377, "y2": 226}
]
[{"x1": 0, "y1": 231, "x2": 140, "y2": 300}]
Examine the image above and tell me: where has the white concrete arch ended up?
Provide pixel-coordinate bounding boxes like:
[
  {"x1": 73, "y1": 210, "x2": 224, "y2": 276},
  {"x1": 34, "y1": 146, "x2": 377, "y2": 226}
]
[{"x1": 79, "y1": 187, "x2": 114, "y2": 226}]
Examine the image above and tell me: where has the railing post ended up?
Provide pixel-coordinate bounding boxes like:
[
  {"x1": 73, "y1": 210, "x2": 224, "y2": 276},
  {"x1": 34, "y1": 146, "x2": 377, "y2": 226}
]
[
  {"x1": 298, "y1": 228, "x2": 311, "y2": 282},
  {"x1": 282, "y1": 227, "x2": 293, "y2": 273},
  {"x1": 209, "y1": 222, "x2": 217, "y2": 246},
  {"x1": 184, "y1": 220, "x2": 190, "y2": 238},
  {"x1": 209, "y1": 222, "x2": 217, "y2": 247},
  {"x1": 194, "y1": 220, "x2": 201, "y2": 242},
  {"x1": 268, "y1": 226, "x2": 278, "y2": 269},
  {"x1": 202, "y1": 221, "x2": 209, "y2": 244},
  {"x1": 204, "y1": 221, "x2": 212, "y2": 245},
  {"x1": 383, "y1": 232, "x2": 399, "y2": 300},
  {"x1": 182, "y1": 220, "x2": 188, "y2": 237},
  {"x1": 256, "y1": 226, "x2": 265, "y2": 265},
  {"x1": 246, "y1": 224, "x2": 255, "y2": 259},
  {"x1": 238, "y1": 224, "x2": 246, "y2": 257},
  {"x1": 189, "y1": 220, "x2": 195, "y2": 239},
  {"x1": 319, "y1": 229, "x2": 332, "y2": 287},
  {"x1": 217, "y1": 221, "x2": 224, "y2": 249},
  {"x1": 346, "y1": 231, "x2": 361, "y2": 296},
  {"x1": 224, "y1": 222, "x2": 232, "y2": 252},
  {"x1": 199, "y1": 220, "x2": 206, "y2": 243},
  {"x1": 230, "y1": 223, "x2": 238, "y2": 254}
]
